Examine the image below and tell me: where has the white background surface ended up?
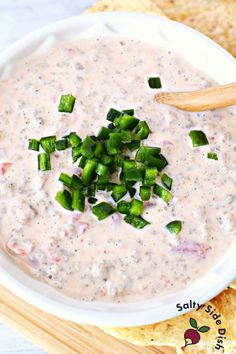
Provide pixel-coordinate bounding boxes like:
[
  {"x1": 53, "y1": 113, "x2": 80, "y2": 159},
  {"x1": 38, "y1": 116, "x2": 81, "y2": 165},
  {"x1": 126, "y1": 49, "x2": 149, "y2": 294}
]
[{"x1": 0, "y1": 1, "x2": 94, "y2": 352}]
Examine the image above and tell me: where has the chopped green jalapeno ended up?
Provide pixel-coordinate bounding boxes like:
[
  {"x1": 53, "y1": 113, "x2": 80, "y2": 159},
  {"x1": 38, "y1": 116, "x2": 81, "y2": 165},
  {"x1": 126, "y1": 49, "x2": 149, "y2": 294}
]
[
  {"x1": 123, "y1": 168, "x2": 143, "y2": 182},
  {"x1": 111, "y1": 184, "x2": 127, "y2": 202},
  {"x1": 71, "y1": 175, "x2": 83, "y2": 190},
  {"x1": 28, "y1": 139, "x2": 39, "y2": 151},
  {"x1": 189, "y1": 130, "x2": 209, "y2": 147},
  {"x1": 80, "y1": 136, "x2": 96, "y2": 159},
  {"x1": 107, "y1": 108, "x2": 121, "y2": 122},
  {"x1": 79, "y1": 156, "x2": 87, "y2": 168},
  {"x1": 100, "y1": 154, "x2": 113, "y2": 165},
  {"x1": 144, "y1": 167, "x2": 158, "y2": 186},
  {"x1": 31, "y1": 105, "x2": 174, "y2": 230},
  {"x1": 128, "y1": 186, "x2": 136, "y2": 198},
  {"x1": 94, "y1": 142, "x2": 106, "y2": 157},
  {"x1": 55, "y1": 190, "x2": 72, "y2": 211},
  {"x1": 55, "y1": 139, "x2": 69, "y2": 151},
  {"x1": 126, "y1": 140, "x2": 140, "y2": 151},
  {"x1": 97, "y1": 127, "x2": 111, "y2": 140},
  {"x1": 161, "y1": 173, "x2": 173, "y2": 190},
  {"x1": 153, "y1": 184, "x2": 173, "y2": 203},
  {"x1": 88, "y1": 197, "x2": 97, "y2": 204},
  {"x1": 72, "y1": 146, "x2": 82, "y2": 163},
  {"x1": 122, "y1": 109, "x2": 134, "y2": 116},
  {"x1": 96, "y1": 163, "x2": 109, "y2": 176},
  {"x1": 58, "y1": 94, "x2": 76, "y2": 113},
  {"x1": 166, "y1": 220, "x2": 182, "y2": 234},
  {"x1": 124, "y1": 214, "x2": 150, "y2": 229},
  {"x1": 82, "y1": 159, "x2": 98, "y2": 185},
  {"x1": 119, "y1": 113, "x2": 139, "y2": 130},
  {"x1": 140, "y1": 186, "x2": 151, "y2": 201},
  {"x1": 113, "y1": 154, "x2": 124, "y2": 167},
  {"x1": 40, "y1": 136, "x2": 56, "y2": 153},
  {"x1": 117, "y1": 200, "x2": 130, "y2": 214},
  {"x1": 207, "y1": 152, "x2": 218, "y2": 160},
  {"x1": 130, "y1": 199, "x2": 144, "y2": 216},
  {"x1": 72, "y1": 190, "x2": 85, "y2": 212},
  {"x1": 38, "y1": 153, "x2": 51, "y2": 171},
  {"x1": 148, "y1": 77, "x2": 162, "y2": 89},
  {"x1": 68, "y1": 132, "x2": 82, "y2": 147},
  {"x1": 123, "y1": 160, "x2": 136, "y2": 171},
  {"x1": 59, "y1": 172, "x2": 72, "y2": 188},
  {"x1": 92, "y1": 202, "x2": 116, "y2": 221},
  {"x1": 135, "y1": 121, "x2": 150, "y2": 140}
]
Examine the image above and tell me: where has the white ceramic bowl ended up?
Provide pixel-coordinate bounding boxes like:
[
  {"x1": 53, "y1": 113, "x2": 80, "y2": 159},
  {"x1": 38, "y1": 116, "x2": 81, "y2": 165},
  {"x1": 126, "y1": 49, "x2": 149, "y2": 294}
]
[{"x1": 0, "y1": 12, "x2": 236, "y2": 327}]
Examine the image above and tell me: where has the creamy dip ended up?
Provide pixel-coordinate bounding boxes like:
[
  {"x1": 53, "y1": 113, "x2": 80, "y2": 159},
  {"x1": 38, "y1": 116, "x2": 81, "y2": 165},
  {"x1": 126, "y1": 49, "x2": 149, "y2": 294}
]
[{"x1": 0, "y1": 37, "x2": 235, "y2": 302}]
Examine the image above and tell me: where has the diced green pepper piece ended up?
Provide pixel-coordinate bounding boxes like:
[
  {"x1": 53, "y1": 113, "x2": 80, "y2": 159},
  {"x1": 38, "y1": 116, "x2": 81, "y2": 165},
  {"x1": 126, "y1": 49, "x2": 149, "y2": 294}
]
[
  {"x1": 123, "y1": 159, "x2": 136, "y2": 171},
  {"x1": 144, "y1": 167, "x2": 158, "y2": 186},
  {"x1": 124, "y1": 168, "x2": 143, "y2": 182},
  {"x1": 80, "y1": 136, "x2": 96, "y2": 159},
  {"x1": 189, "y1": 130, "x2": 209, "y2": 147},
  {"x1": 105, "y1": 140, "x2": 120, "y2": 155},
  {"x1": 148, "y1": 77, "x2": 162, "y2": 89},
  {"x1": 71, "y1": 175, "x2": 83, "y2": 190},
  {"x1": 207, "y1": 152, "x2": 218, "y2": 160},
  {"x1": 130, "y1": 199, "x2": 144, "y2": 216},
  {"x1": 55, "y1": 139, "x2": 69, "y2": 151},
  {"x1": 124, "y1": 214, "x2": 150, "y2": 229},
  {"x1": 135, "y1": 146, "x2": 161, "y2": 162},
  {"x1": 28, "y1": 139, "x2": 39, "y2": 151},
  {"x1": 40, "y1": 136, "x2": 56, "y2": 153},
  {"x1": 68, "y1": 132, "x2": 82, "y2": 147},
  {"x1": 161, "y1": 173, "x2": 173, "y2": 190},
  {"x1": 139, "y1": 186, "x2": 151, "y2": 201},
  {"x1": 135, "y1": 121, "x2": 150, "y2": 140},
  {"x1": 119, "y1": 113, "x2": 139, "y2": 130},
  {"x1": 153, "y1": 184, "x2": 173, "y2": 203},
  {"x1": 117, "y1": 200, "x2": 131, "y2": 214},
  {"x1": 96, "y1": 163, "x2": 109, "y2": 176},
  {"x1": 55, "y1": 190, "x2": 72, "y2": 211},
  {"x1": 38, "y1": 153, "x2": 51, "y2": 171},
  {"x1": 97, "y1": 127, "x2": 111, "y2": 140},
  {"x1": 72, "y1": 146, "x2": 82, "y2": 163},
  {"x1": 166, "y1": 220, "x2": 182, "y2": 234},
  {"x1": 126, "y1": 140, "x2": 140, "y2": 151},
  {"x1": 88, "y1": 197, "x2": 97, "y2": 204},
  {"x1": 58, "y1": 172, "x2": 72, "y2": 188},
  {"x1": 111, "y1": 184, "x2": 127, "y2": 202},
  {"x1": 100, "y1": 154, "x2": 113, "y2": 165},
  {"x1": 92, "y1": 202, "x2": 116, "y2": 221},
  {"x1": 94, "y1": 142, "x2": 106, "y2": 157},
  {"x1": 107, "y1": 108, "x2": 121, "y2": 122},
  {"x1": 82, "y1": 159, "x2": 98, "y2": 185},
  {"x1": 72, "y1": 190, "x2": 85, "y2": 212},
  {"x1": 79, "y1": 156, "x2": 87, "y2": 168},
  {"x1": 122, "y1": 109, "x2": 134, "y2": 115},
  {"x1": 113, "y1": 154, "x2": 124, "y2": 167},
  {"x1": 58, "y1": 94, "x2": 76, "y2": 113}
]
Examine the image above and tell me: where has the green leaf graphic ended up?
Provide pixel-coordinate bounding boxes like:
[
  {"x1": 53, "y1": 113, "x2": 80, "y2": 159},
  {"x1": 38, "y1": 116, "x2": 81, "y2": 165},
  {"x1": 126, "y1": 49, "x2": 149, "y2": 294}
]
[
  {"x1": 189, "y1": 318, "x2": 198, "y2": 329},
  {"x1": 199, "y1": 326, "x2": 210, "y2": 333}
]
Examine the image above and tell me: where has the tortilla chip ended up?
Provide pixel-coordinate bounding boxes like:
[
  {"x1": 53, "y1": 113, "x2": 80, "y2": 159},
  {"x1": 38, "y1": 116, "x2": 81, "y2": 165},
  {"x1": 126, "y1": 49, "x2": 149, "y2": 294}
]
[
  {"x1": 153, "y1": 0, "x2": 236, "y2": 57},
  {"x1": 85, "y1": 0, "x2": 166, "y2": 17},
  {"x1": 101, "y1": 289, "x2": 236, "y2": 349},
  {"x1": 230, "y1": 280, "x2": 236, "y2": 291}
]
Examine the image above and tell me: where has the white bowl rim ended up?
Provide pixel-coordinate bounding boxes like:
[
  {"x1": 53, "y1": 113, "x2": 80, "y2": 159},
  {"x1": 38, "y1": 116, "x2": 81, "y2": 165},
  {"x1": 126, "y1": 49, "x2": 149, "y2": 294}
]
[{"x1": 0, "y1": 12, "x2": 236, "y2": 327}]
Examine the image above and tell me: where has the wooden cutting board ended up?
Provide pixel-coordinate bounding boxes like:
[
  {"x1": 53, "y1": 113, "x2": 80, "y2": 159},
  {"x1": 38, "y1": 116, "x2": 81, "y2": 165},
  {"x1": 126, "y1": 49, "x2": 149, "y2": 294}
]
[{"x1": 0, "y1": 285, "x2": 176, "y2": 354}]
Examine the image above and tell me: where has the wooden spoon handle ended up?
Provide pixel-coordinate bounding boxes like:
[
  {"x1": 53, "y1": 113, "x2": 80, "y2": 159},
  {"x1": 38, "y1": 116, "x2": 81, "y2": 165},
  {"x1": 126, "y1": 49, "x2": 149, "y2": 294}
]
[{"x1": 155, "y1": 83, "x2": 236, "y2": 112}]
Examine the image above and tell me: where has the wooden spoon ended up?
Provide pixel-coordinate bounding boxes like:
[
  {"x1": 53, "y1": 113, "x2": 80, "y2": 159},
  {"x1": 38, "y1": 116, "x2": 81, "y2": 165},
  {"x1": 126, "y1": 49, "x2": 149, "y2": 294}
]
[{"x1": 155, "y1": 83, "x2": 236, "y2": 112}]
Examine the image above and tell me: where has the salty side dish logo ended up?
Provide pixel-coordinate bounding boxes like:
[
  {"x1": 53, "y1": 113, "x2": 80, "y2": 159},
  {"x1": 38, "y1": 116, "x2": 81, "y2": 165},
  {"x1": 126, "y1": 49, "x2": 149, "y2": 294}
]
[
  {"x1": 176, "y1": 301, "x2": 227, "y2": 350},
  {"x1": 184, "y1": 317, "x2": 210, "y2": 347}
]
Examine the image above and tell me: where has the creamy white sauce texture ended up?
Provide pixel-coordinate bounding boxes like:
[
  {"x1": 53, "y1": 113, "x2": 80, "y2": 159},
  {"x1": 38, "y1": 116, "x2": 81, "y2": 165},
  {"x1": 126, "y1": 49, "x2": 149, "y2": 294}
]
[{"x1": 0, "y1": 37, "x2": 235, "y2": 302}]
